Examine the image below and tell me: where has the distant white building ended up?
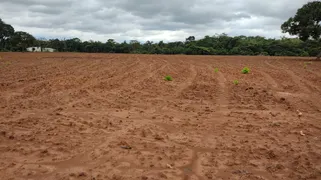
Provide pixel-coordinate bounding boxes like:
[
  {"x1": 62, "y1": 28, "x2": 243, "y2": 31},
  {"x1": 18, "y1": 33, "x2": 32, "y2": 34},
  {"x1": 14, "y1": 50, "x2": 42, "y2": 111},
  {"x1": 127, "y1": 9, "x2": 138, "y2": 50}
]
[
  {"x1": 26, "y1": 47, "x2": 41, "y2": 52},
  {"x1": 42, "y1": 48, "x2": 56, "y2": 52},
  {"x1": 26, "y1": 47, "x2": 56, "y2": 52}
]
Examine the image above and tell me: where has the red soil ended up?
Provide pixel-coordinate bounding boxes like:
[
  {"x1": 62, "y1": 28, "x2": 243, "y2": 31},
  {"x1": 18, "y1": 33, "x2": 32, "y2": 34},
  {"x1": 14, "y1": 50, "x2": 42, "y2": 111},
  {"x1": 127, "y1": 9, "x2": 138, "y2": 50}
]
[{"x1": 0, "y1": 53, "x2": 320, "y2": 180}]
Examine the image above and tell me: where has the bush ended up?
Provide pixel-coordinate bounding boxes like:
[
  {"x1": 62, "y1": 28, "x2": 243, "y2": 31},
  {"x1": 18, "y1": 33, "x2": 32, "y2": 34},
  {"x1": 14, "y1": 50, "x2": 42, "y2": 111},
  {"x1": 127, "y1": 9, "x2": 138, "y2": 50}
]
[
  {"x1": 241, "y1": 67, "x2": 250, "y2": 74},
  {"x1": 214, "y1": 68, "x2": 219, "y2": 72},
  {"x1": 164, "y1": 75, "x2": 173, "y2": 81},
  {"x1": 300, "y1": 51, "x2": 310, "y2": 57},
  {"x1": 233, "y1": 80, "x2": 239, "y2": 85}
]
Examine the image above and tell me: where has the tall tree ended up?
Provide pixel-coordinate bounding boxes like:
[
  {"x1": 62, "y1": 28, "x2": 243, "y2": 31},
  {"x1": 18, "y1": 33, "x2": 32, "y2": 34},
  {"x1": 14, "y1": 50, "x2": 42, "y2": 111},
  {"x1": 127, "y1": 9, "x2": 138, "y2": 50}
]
[
  {"x1": 129, "y1": 40, "x2": 140, "y2": 52},
  {"x1": 185, "y1": 36, "x2": 195, "y2": 43},
  {"x1": 0, "y1": 18, "x2": 15, "y2": 50},
  {"x1": 281, "y1": 1, "x2": 321, "y2": 59},
  {"x1": 105, "y1": 39, "x2": 116, "y2": 53},
  {"x1": 10, "y1": 31, "x2": 36, "y2": 51}
]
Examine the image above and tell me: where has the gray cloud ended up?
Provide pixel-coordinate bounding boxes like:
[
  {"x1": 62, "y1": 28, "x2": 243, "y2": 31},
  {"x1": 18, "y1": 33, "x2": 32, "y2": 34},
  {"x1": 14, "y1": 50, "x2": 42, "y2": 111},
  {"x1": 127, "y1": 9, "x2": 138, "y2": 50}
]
[
  {"x1": 1, "y1": 0, "x2": 72, "y2": 7},
  {"x1": 29, "y1": 5, "x2": 65, "y2": 15},
  {"x1": 0, "y1": 0, "x2": 310, "y2": 42}
]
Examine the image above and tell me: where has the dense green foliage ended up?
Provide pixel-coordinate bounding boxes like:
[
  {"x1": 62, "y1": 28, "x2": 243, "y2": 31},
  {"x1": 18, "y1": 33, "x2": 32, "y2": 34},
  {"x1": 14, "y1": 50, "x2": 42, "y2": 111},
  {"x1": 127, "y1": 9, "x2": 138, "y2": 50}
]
[
  {"x1": 0, "y1": 18, "x2": 14, "y2": 51},
  {"x1": 1, "y1": 18, "x2": 35, "y2": 52},
  {"x1": 281, "y1": 1, "x2": 321, "y2": 58},
  {"x1": 281, "y1": 1, "x2": 321, "y2": 41},
  {"x1": 2, "y1": 34, "x2": 320, "y2": 57},
  {"x1": 0, "y1": 1, "x2": 320, "y2": 56}
]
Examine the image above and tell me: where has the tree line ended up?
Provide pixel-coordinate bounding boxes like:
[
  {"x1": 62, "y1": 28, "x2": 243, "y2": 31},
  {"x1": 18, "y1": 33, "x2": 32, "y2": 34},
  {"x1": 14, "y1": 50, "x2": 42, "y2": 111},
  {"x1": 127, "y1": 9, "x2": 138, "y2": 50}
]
[
  {"x1": 24, "y1": 35, "x2": 321, "y2": 57},
  {"x1": 1, "y1": 1, "x2": 320, "y2": 57}
]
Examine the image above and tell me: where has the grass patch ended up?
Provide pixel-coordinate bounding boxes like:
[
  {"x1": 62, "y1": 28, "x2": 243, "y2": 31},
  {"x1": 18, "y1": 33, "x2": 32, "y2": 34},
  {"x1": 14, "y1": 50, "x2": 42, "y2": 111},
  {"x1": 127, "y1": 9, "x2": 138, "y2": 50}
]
[
  {"x1": 241, "y1": 67, "x2": 250, "y2": 74},
  {"x1": 164, "y1": 75, "x2": 173, "y2": 81},
  {"x1": 233, "y1": 80, "x2": 239, "y2": 85}
]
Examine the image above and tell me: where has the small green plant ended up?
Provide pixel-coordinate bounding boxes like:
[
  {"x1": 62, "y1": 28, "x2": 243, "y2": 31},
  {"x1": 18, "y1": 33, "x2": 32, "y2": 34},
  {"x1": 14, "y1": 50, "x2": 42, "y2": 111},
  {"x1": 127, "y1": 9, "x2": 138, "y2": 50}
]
[
  {"x1": 214, "y1": 68, "x2": 219, "y2": 73},
  {"x1": 233, "y1": 80, "x2": 239, "y2": 85},
  {"x1": 304, "y1": 62, "x2": 312, "y2": 69},
  {"x1": 164, "y1": 75, "x2": 173, "y2": 81},
  {"x1": 241, "y1": 67, "x2": 250, "y2": 74}
]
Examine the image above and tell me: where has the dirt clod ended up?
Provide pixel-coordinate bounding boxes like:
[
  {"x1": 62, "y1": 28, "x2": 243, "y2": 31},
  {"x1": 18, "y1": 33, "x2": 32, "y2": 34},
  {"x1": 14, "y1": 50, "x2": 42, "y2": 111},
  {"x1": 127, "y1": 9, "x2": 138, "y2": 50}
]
[
  {"x1": 141, "y1": 176, "x2": 148, "y2": 180},
  {"x1": 154, "y1": 134, "x2": 164, "y2": 141},
  {"x1": 0, "y1": 131, "x2": 6, "y2": 136},
  {"x1": 78, "y1": 172, "x2": 87, "y2": 177},
  {"x1": 120, "y1": 145, "x2": 132, "y2": 150},
  {"x1": 166, "y1": 164, "x2": 173, "y2": 169}
]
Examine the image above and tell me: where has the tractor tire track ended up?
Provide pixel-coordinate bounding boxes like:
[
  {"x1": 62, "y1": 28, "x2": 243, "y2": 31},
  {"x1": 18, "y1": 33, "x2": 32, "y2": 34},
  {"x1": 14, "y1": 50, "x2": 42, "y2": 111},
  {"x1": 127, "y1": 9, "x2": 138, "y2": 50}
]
[
  {"x1": 175, "y1": 63, "x2": 197, "y2": 97},
  {"x1": 259, "y1": 69, "x2": 279, "y2": 90}
]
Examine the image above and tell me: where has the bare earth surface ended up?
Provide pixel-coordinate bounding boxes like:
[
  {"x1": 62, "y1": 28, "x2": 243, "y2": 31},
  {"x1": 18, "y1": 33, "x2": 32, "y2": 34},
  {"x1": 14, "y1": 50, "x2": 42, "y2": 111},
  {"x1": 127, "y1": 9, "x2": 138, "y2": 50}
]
[{"x1": 0, "y1": 53, "x2": 320, "y2": 180}]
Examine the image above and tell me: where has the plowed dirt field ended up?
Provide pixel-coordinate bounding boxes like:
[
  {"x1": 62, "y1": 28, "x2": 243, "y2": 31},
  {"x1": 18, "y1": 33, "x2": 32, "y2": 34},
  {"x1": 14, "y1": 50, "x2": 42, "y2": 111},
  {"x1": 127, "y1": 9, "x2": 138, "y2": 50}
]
[{"x1": 0, "y1": 53, "x2": 320, "y2": 180}]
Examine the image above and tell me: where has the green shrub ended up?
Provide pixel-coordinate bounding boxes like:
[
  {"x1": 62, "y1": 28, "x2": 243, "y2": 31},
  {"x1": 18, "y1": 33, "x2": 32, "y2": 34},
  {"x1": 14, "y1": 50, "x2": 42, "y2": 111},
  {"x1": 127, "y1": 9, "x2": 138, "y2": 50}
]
[
  {"x1": 241, "y1": 67, "x2": 250, "y2": 74},
  {"x1": 214, "y1": 68, "x2": 219, "y2": 73},
  {"x1": 233, "y1": 80, "x2": 239, "y2": 85},
  {"x1": 164, "y1": 75, "x2": 173, "y2": 81},
  {"x1": 300, "y1": 51, "x2": 309, "y2": 57}
]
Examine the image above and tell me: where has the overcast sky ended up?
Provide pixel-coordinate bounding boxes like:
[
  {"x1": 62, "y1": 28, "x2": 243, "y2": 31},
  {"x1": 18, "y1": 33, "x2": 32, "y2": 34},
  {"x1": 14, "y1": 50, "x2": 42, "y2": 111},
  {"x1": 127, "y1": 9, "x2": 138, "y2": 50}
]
[{"x1": 0, "y1": 0, "x2": 311, "y2": 42}]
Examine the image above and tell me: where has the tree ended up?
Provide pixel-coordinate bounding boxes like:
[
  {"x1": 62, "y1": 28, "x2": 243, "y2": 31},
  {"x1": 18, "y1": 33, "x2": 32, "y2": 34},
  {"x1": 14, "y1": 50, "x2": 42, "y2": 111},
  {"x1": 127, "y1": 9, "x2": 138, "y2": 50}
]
[
  {"x1": 129, "y1": 40, "x2": 141, "y2": 52},
  {"x1": 105, "y1": 39, "x2": 116, "y2": 52},
  {"x1": 48, "y1": 39, "x2": 64, "y2": 52},
  {"x1": 36, "y1": 38, "x2": 49, "y2": 51},
  {"x1": 185, "y1": 36, "x2": 195, "y2": 44},
  {"x1": 65, "y1": 38, "x2": 82, "y2": 52},
  {"x1": 10, "y1": 31, "x2": 36, "y2": 51},
  {"x1": 281, "y1": 1, "x2": 321, "y2": 59},
  {"x1": 0, "y1": 18, "x2": 15, "y2": 50}
]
